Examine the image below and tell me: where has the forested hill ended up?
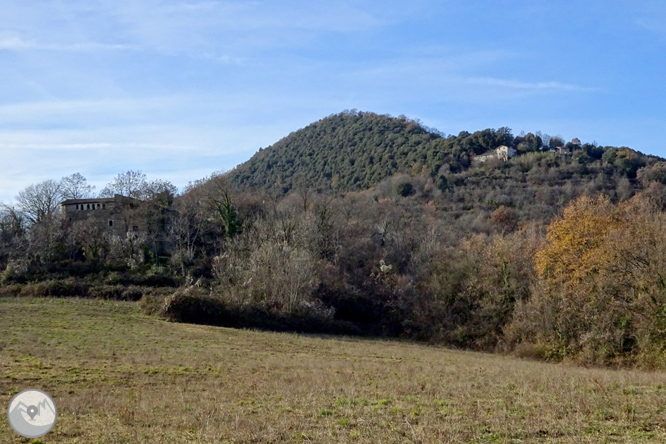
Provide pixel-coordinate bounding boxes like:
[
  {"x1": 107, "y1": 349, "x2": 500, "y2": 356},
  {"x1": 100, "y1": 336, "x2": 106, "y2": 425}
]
[
  {"x1": 227, "y1": 111, "x2": 665, "y2": 201},
  {"x1": 228, "y1": 111, "x2": 445, "y2": 194},
  {"x1": 7, "y1": 111, "x2": 666, "y2": 367}
]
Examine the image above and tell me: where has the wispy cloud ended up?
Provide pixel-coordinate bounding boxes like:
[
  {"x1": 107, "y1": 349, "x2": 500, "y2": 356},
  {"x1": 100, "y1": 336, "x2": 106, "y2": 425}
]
[
  {"x1": 0, "y1": 32, "x2": 140, "y2": 53},
  {"x1": 463, "y1": 77, "x2": 597, "y2": 92},
  {"x1": 0, "y1": 125, "x2": 271, "y2": 202},
  {"x1": 635, "y1": 17, "x2": 666, "y2": 35},
  {"x1": 0, "y1": 35, "x2": 34, "y2": 50},
  {"x1": 0, "y1": 97, "x2": 180, "y2": 121},
  {"x1": 342, "y1": 52, "x2": 597, "y2": 107}
]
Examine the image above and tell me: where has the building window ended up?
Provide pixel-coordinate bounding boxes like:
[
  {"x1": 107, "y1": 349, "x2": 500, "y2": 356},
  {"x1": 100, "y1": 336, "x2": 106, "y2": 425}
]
[
  {"x1": 102, "y1": 204, "x2": 106, "y2": 209},
  {"x1": 108, "y1": 220, "x2": 114, "y2": 227},
  {"x1": 75, "y1": 204, "x2": 79, "y2": 210},
  {"x1": 87, "y1": 204, "x2": 90, "y2": 210},
  {"x1": 132, "y1": 226, "x2": 139, "y2": 232}
]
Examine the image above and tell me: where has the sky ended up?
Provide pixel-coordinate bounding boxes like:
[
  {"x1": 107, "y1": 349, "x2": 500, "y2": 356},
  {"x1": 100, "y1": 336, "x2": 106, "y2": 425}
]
[{"x1": 1, "y1": 0, "x2": 666, "y2": 202}]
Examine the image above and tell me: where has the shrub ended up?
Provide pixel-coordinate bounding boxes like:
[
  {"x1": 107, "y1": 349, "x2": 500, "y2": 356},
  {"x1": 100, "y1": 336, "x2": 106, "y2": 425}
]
[
  {"x1": 154, "y1": 286, "x2": 358, "y2": 335},
  {"x1": 88, "y1": 285, "x2": 144, "y2": 301},
  {"x1": 19, "y1": 278, "x2": 88, "y2": 298}
]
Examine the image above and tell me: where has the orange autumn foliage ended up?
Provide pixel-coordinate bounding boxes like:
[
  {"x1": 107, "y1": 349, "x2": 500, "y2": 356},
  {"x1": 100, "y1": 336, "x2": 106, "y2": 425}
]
[{"x1": 535, "y1": 195, "x2": 623, "y2": 285}]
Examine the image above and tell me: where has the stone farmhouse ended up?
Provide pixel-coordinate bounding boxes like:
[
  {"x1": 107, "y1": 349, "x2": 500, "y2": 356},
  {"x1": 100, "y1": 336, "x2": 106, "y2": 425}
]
[
  {"x1": 474, "y1": 145, "x2": 517, "y2": 163},
  {"x1": 60, "y1": 194, "x2": 144, "y2": 235}
]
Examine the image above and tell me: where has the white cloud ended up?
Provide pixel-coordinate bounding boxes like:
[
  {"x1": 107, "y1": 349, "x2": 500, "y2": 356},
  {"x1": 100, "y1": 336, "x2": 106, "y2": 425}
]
[
  {"x1": 0, "y1": 1, "x2": 393, "y2": 60},
  {"x1": 463, "y1": 77, "x2": 597, "y2": 92},
  {"x1": 0, "y1": 35, "x2": 35, "y2": 50},
  {"x1": 635, "y1": 17, "x2": 666, "y2": 35},
  {"x1": 0, "y1": 110, "x2": 293, "y2": 202}
]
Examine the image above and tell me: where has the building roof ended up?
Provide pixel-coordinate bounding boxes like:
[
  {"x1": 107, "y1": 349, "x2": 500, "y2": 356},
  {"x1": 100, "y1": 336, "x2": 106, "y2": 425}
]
[{"x1": 60, "y1": 194, "x2": 138, "y2": 205}]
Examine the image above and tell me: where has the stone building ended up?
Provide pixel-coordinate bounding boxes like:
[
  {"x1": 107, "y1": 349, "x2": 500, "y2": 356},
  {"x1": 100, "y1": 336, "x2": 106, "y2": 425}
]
[
  {"x1": 474, "y1": 145, "x2": 517, "y2": 163},
  {"x1": 60, "y1": 194, "x2": 143, "y2": 235}
]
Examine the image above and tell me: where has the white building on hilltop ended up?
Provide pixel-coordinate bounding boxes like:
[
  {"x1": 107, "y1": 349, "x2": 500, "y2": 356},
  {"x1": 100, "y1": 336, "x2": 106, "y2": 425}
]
[{"x1": 474, "y1": 145, "x2": 517, "y2": 163}]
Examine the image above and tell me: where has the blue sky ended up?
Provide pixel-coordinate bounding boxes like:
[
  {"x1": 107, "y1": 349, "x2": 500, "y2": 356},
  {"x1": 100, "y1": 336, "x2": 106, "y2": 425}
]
[{"x1": 1, "y1": 0, "x2": 666, "y2": 202}]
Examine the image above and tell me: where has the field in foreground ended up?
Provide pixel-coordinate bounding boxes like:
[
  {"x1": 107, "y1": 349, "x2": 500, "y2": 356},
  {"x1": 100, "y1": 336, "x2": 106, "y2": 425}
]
[{"x1": 1, "y1": 299, "x2": 666, "y2": 443}]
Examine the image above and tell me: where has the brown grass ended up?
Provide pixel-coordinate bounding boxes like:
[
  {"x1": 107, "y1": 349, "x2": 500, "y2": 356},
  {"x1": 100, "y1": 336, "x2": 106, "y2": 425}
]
[{"x1": 1, "y1": 297, "x2": 666, "y2": 443}]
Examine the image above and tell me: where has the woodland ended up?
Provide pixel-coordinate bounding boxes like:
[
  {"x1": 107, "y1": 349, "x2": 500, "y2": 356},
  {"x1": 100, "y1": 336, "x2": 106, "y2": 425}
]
[{"x1": 4, "y1": 110, "x2": 666, "y2": 368}]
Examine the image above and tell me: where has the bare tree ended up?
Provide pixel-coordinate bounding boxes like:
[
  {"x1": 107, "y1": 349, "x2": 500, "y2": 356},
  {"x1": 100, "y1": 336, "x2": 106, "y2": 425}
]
[
  {"x1": 99, "y1": 170, "x2": 147, "y2": 199},
  {"x1": 168, "y1": 190, "x2": 208, "y2": 276},
  {"x1": 143, "y1": 179, "x2": 178, "y2": 204},
  {"x1": 60, "y1": 173, "x2": 95, "y2": 200},
  {"x1": 16, "y1": 180, "x2": 62, "y2": 223},
  {"x1": 294, "y1": 176, "x2": 315, "y2": 212}
]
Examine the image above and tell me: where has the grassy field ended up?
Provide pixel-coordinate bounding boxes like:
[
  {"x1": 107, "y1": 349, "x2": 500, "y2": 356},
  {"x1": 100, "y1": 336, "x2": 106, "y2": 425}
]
[{"x1": 1, "y1": 298, "x2": 666, "y2": 443}]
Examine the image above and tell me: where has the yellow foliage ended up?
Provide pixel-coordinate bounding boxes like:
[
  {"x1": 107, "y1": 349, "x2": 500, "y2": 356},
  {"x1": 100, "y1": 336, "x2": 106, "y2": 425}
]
[
  {"x1": 515, "y1": 192, "x2": 666, "y2": 366},
  {"x1": 535, "y1": 195, "x2": 623, "y2": 284}
]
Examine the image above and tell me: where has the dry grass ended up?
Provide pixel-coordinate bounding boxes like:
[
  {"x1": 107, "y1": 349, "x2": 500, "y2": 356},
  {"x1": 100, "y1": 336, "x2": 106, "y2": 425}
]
[{"x1": 1, "y1": 298, "x2": 666, "y2": 443}]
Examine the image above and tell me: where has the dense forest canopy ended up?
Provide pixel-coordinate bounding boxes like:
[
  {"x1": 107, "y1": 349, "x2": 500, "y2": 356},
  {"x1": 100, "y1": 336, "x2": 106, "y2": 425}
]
[
  {"x1": 227, "y1": 110, "x2": 662, "y2": 197},
  {"x1": 4, "y1": 110, "x2": 666, "y2": 368}
]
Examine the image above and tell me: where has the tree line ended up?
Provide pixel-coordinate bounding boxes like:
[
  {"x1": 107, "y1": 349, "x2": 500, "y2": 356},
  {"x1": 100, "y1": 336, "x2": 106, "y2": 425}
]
[{"x1": 4, "y1": 120, "x2": 666, "y2": 367}]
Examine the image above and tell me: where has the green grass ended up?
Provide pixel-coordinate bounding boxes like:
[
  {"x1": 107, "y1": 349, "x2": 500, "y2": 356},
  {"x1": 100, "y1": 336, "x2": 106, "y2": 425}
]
[{"x1": 1, "y1": 297, "x2": 666, "y2": 443}]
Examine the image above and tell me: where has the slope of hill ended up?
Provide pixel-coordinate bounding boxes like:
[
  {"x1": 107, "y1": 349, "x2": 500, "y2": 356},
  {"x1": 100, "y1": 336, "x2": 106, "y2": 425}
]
[
  {"x1": 228, "y1": 111, "x2": 444, "y2": 194},
  {"x1": 226, "y1": 110, "x2": 666, "y2": 231},
  {"x1": 5, "y1": 110, "x2": 666, "y2": 369}
]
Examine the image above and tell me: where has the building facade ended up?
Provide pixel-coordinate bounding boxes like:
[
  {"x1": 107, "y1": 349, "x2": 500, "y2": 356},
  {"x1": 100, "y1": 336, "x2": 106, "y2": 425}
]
[
  {"x1": 61, "y1": 195, "x2": 143, "y2": 235},
  {"x1": 475, "y1": 145, "x2": 517, "y2": 163}
]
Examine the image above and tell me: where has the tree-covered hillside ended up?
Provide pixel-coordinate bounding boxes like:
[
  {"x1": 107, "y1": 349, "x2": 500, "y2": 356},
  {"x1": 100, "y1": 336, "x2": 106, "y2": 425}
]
[
  {"x1": 228, "y1": 110, "x2": 663, "y2": 198},
  {"x1": 229, "y1": 111, "x2": 443, "y2": 194},
  {"x1": 6, "y1": 110, "x2": 666, "y2": 368}
]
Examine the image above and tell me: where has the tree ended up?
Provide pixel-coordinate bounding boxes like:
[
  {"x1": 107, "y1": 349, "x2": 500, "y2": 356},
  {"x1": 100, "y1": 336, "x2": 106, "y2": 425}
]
[
  {"x1": 202, "y1": 173, "x2": 241, "y2": 240},
  {"x1": 396, "y1": 182, "x2": 414, "y2": 197},
  {"x1": 60, "y1": 173, "x2": 95, "y2": 200},
  {"x1": 535, "y1": 195, "x2": 620, "y2": 284},
  {"x1": 613, "y1": 148, "x2": 644, "y2": 178},
  {"x1": 496, "y1": 126, "x2": 514, "y2": 146},
  {"x1": 100, "y1": 170, "x2": 147, "y2": 199},
  {"x1": 549, "y1": 136, "x2": 565, "y2": 150},
  {"x1": 0, "y1": 204, "x2": 28, "y2": 270},
  {"x1": 168, "y1": 188, "x2": 209, "y2": 276},
  {"x1": 16, "y1": 180, "x2": 62, "y2": 224},
  {"x1": 490, "y1": 205, "x2": 519, "y2": 232},
  {"x1": 142, "y1": 179, "x2": 178, "y2": 205},
  {"x1": 509, "y1": 195, "x2": 661, "y2": 364},
  {"x1": 294, "y1": 177, "x2": 315, "y2": 212},
  {"x1": 0, "y1": 204, "x2": 26, "y2": 241},
  {"x1": 437, "y1": 174, "x2": 448, "y2": 192},
  {"x1": 536, "y1": 131, "x2": 551, "y2": 150},
  {"x1": 637, "y1": 162, "x2": 666, "y2": 186},
  {"x1": 140, "y1": 179, "x2": 178, "y2": 262}
]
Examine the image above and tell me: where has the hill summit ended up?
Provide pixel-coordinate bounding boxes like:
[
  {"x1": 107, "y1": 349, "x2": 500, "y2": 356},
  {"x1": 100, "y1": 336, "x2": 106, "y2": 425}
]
[
  {"x1": 225, "y1": 110, "x2": 666, "y2": 225},
  {"x1": 228, "y1": 110, "x2": 455, "y2": 194}
]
